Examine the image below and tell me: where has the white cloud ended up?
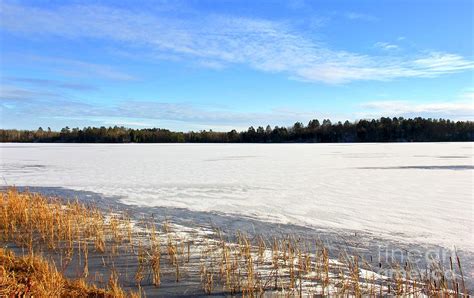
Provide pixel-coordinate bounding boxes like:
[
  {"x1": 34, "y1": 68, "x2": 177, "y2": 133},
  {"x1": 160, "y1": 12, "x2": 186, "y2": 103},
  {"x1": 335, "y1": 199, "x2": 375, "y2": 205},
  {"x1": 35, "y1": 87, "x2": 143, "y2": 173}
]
[
  {"x1": 361, "y1": 100, "x2": 473, "y2": 113},
  {"x1": 99, "y1": 117, "x2": 155, "y2": 128},
  {"x1": 374, "y1": 42, "x2": 399, "y2": 50},
  {"x1": 0, "y1": 85, "x2": 61, "y2": 101},
  {"x1": 413, "y1": 53, "x2": 474, "y2": 74},
  {"x1": 4, "y1": 77, "x2": 99, "y2": 91},
  {"x1": 31, "y1": 56, "x2": 137, "y2": 81},
  {"x1": 359, "y1": 100, "x2": 474, "y2": 120},
  {"x1": 460, "y1": 91, "x2": 474, "y2": 100},
  {"x1": 344, "y1": 12, "x2": 378, "y2": 22},
  {"x1": 0, "y1": 83, "x2": 327, "y2": 128},
  {"x1": 1, "y1": 3, "x2": 473, "y2": 84},
  {"x1": 3, "y1": 81, "x2": 471, "y2": 128}
]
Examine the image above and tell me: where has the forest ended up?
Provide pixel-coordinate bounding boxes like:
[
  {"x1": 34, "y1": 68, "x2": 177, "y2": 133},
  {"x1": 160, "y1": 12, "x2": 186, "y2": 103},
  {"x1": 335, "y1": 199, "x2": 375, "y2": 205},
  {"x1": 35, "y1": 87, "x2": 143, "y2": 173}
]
[{"x1": 1, "y1": 117, "x2": 473, "y2": 143}]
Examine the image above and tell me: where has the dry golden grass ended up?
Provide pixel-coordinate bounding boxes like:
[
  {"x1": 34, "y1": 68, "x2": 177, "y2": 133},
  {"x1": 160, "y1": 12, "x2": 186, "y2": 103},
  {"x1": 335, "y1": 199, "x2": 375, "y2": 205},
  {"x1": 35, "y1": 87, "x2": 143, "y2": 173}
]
[
  {"x1": 0, "y1": 188, "x2": 469, "y2": 296},
  {"x1": 0, "y1": 247, "x2": 136, "y2": 297}
]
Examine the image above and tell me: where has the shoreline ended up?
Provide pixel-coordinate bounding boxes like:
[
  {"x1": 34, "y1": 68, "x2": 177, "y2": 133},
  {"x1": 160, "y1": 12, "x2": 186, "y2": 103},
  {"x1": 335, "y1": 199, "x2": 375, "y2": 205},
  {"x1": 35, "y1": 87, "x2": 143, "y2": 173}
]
[
  {"x1": 4, "y1": 185, "x2": 473, "y2": 263},
  {"x1": 2, "y1": 142, "x2": 471, "y2": 256},
  {"x1": 1, "y1": 187, "x2": 471, "y2": 295}
]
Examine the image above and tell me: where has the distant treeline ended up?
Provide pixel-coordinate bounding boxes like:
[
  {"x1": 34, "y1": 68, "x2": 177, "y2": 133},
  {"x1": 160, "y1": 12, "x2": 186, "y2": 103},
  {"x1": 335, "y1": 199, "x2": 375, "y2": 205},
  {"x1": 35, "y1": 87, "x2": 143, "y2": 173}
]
[{"x1": 1, "y1": 117, "x2": 473, "y2": 143}]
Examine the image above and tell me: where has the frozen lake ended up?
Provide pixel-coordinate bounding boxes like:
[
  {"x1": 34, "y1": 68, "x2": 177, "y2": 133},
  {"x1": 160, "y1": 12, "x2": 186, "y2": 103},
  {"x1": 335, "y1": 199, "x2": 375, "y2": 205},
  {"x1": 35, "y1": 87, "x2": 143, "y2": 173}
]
[{"x1": 1, "y1": 143, "x2": 473, "y2": 253}]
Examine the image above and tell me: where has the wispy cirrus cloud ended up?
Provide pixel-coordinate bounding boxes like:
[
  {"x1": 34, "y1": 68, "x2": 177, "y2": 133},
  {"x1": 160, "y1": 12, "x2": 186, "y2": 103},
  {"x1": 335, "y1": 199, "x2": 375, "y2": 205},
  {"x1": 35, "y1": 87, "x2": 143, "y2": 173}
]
[
  {"x1": 344, "y1": 12, "x2": 378, "y2": 22},
  {"x1": 460, "y1": 91, "x2": 474, "y2": 100},
  {"x1": 2, "y1": 81, "x2": 471, "y2": 129},
  {"x1": 374, "y1": 42, "x2": 399, "y2": 51},
  {"x1": 4, "y1": 77, "x2": 99, "y2": 91},
  {"x1": 297, "y1": 52, "x2": 474, "y2": 84},
  {"x1": 28, "y1": 56, "x2": 137, "y2": 81},
  {"x1": 0, "y1": 84, "x2": 97, "y2": 127},
  {"x1": 0, "y1": 85, "x2": 61, "y2": 101},
  {"x1": 1, "y1": 2, "x2": 472, "y2": 84},
  {"x1": 359, "y1": 100, "x2": 474, "y2": 120},
  {"x1": 1, "y1": 52, "x2": 137, "y2": 82},
  {"x1": 0, "y1": 84, "x2": 329, "y2": 129}
]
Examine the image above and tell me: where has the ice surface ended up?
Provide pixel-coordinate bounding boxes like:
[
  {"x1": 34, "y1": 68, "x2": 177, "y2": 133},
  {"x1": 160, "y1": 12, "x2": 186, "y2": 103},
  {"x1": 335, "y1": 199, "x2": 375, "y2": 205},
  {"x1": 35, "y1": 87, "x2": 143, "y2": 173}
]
[{"x1": 1, "y1": 143, "x2": 472, "y2": 252}]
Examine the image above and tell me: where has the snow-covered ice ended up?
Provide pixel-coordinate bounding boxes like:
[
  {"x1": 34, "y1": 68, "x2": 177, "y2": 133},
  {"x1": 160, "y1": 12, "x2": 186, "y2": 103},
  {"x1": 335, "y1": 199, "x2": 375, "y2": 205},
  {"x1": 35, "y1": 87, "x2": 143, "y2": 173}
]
[{"x1": 0, "y1": 143, "x2": 472, "y2": 253}]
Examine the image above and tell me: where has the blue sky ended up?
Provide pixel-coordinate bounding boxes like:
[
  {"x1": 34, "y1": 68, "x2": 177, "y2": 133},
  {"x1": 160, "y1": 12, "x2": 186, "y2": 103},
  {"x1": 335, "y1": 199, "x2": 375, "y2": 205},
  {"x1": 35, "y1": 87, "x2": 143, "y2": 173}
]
[{"x1": 0, "y1": 0, "x2": 473, "y2": 131}]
